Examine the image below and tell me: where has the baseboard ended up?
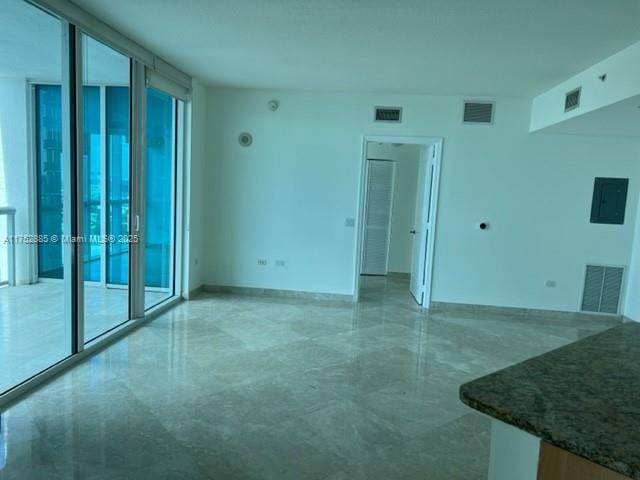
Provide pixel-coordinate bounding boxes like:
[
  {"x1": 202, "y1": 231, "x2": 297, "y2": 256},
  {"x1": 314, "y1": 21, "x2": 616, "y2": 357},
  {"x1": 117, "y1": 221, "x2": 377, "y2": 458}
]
[
  {"x1": 183, "y1": 284, "x2": 204, "y2": 300},
  {"x1": 429, "y1": 301, "x2": 622, "y2": 322},
  {"x1": 203, "y1": 285, "x2": 354, "y2": 303}
]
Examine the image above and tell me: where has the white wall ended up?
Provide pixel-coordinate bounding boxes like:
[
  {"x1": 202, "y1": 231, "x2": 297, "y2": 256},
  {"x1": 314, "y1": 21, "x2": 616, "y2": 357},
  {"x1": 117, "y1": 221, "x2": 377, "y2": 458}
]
[
  {"x1": 366, "y1": 143, "x2": 420, "y2": 274},
  {"x1": 203, "y1": 88, "x2": 640, "y2": 311},
  {"x1": 0, "y1": 78, "x2": 33, "y2": 284}
]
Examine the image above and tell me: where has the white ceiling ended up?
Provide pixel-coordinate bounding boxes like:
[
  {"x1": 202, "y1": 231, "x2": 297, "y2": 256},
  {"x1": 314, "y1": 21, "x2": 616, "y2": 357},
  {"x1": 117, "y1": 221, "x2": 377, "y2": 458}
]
[{"x1": 70, "y1": 0, "x2": 640, "y2": 96}]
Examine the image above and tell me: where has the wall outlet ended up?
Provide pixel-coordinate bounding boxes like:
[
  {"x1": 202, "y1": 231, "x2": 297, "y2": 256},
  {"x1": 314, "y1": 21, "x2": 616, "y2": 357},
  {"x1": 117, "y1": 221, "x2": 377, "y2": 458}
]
[
  {"x1": 545, "y1": 280, "x2": 557, "y2": 288},
  {"x1": 275, "y1": 260, "x2": 285, "y2": 267},
  {"x1": 345, "y1": 218, "x2": 355, "y2": 227},
  {"x1": 257, "y1": 259, "x2": 268, "y2": 266}
]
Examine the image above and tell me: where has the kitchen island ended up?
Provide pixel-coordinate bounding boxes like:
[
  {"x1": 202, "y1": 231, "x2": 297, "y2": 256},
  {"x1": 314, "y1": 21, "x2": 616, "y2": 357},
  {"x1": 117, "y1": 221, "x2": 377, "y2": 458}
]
[{"x1": 460, "y1": 322, "x2": 640, "y2": 480}]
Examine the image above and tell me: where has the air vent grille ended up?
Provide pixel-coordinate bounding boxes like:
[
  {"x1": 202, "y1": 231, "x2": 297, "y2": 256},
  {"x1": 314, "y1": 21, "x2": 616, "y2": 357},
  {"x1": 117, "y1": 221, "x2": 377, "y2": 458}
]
[
  {"x1": 374, "y1": 107, "x2": 402, "y2": 123},
  {"x1": 463, "y1": 102, "x2": 494, "y2": 124},
  {"x1": 581, "y1": 265, "x2": 623, "y2": 314},
  {"x1": 565, "y1": 87, "x2": 581, "y2": 112}
]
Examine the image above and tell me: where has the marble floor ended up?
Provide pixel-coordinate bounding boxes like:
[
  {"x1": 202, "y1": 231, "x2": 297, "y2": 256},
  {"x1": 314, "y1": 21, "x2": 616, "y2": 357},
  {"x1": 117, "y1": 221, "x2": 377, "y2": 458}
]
[
  {"x1": 0, "y1": 283, "x2": 168, "y2": 393},
  {"x1": 0, "y1": 276, "x2": 620, "y2": 479}
]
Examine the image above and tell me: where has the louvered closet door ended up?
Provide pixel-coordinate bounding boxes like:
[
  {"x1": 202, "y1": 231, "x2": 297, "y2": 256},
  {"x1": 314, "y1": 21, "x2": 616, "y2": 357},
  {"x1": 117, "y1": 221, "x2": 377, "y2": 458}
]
[{"x1": 362, "y1": 160, "x2": 395, "y2": 275}]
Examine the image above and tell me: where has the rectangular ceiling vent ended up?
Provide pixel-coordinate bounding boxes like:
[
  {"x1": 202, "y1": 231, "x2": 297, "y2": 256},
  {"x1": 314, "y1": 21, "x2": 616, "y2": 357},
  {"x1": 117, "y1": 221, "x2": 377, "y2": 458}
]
[
  {"x1": 564, "y1": 87, "x2": 581, "y2": 112},
  {"x1": 374, "y1": 106, "x2": 402, "y2": 123},
  {"x1": 463, "y1": 101, "x2": 494, "y2": 124},
  {"x1": 581, "y1": 265, "x2": 623, "y2": 315}
]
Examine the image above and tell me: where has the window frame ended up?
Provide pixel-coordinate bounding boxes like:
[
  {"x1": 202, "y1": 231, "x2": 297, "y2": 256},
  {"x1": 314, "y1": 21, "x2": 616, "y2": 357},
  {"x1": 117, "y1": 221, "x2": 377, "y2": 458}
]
[{"x1": 1, "y1": 2, "x2": 190, "y2": 406}]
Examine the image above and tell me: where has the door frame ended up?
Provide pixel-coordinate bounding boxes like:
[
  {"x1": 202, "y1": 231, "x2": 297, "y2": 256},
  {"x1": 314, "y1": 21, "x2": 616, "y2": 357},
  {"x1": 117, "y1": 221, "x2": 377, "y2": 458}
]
[{"x1": 353, "y1": 135, "x2": 443, "y2": 305}]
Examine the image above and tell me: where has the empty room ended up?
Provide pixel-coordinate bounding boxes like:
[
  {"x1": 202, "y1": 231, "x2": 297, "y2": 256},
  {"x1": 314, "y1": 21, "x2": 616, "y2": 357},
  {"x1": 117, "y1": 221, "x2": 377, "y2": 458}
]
[{"x1": 1, "y1": 0, "x2": 640, "y2": 479}]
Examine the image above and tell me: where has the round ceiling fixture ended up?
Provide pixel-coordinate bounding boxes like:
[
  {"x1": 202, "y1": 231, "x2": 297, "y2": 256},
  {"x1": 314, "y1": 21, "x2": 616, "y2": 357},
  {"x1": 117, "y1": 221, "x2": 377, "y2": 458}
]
[
  {"x1": 268, "y1": 100, "x2": 279, "y2": 111},
  {"x1": 238, "y1": 132, "x2": 253, "y2": 147}
]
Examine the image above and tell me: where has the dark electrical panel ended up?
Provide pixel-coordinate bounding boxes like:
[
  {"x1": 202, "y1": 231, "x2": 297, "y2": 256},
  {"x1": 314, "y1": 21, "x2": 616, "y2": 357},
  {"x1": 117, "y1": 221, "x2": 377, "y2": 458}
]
[{"x1": 590, "y1": 178, "x2": 628, "y2": 225}]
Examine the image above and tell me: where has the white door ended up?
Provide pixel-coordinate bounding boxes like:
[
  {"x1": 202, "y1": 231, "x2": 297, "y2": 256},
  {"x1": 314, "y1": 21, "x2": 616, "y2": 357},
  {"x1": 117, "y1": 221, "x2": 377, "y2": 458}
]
[
  {"x1": 362, "y1": 160, "x2": 395, "y2": 275},
  {"x1": 410, "y1": 144, "x2": 437, "y2": 304}
]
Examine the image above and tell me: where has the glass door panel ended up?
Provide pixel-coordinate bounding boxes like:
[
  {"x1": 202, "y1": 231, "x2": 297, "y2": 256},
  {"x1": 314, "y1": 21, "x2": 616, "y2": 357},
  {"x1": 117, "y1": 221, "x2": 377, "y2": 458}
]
[
  {"x1": 82, "y1": 34, "x2": 131, "y2": 342},
  {"x1": 36, "y1": 85, "x2": 64, "y2": 280},
  {"x1": 1, "y1": 0, "x2": 70, "y2": 393},
  {"x1": 106, "y1": 86, "x2": 130, "y2": 286},
  {"x1": 144, "y1": 88, "x2": 176, "y2": 309},
  {"x1": 83, "y1": 85, "x2": 101, "y2": 282}
]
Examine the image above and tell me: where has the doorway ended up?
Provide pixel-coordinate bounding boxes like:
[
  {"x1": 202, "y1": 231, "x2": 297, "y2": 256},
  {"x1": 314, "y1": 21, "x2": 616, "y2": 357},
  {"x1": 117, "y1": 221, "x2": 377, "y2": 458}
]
[{"x1": 355, "y1": 136, "x2": 442, "y2": 306}]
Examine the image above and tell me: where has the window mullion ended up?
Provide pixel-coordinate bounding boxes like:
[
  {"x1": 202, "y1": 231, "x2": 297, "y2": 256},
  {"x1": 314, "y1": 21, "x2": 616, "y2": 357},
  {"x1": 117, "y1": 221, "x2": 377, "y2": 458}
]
[
  {"x1": 129, "y1": 61, "x2": 146, "y2": 320},
  {"x1": 61, "y1": 21, "x2": 84, "y2": 354},
  {"x1": 100, "y1": 85, "x2": 107, "y2": 287}
]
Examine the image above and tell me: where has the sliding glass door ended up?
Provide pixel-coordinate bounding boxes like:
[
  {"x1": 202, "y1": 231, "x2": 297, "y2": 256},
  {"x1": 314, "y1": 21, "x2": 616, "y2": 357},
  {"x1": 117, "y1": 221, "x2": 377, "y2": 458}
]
[
  {"x1": 145, "y1": 88, "x2": 177, "y2": 309},
  {"x1": 81, "y1": 34, "x2": 131, "y2": 342},
  {"x1": 1, "y1": 0, "x2": 186, "y2": 400}
]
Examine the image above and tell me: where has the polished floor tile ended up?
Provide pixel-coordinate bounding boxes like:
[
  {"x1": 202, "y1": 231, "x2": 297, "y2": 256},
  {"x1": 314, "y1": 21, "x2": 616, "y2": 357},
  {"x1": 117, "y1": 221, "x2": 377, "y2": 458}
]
[
  {"x1": 0, "y1": 283, "x2": 167, "y2": 393},
  {"x1": 0, "y1": 275, "x2": 620, "y2": 479}
]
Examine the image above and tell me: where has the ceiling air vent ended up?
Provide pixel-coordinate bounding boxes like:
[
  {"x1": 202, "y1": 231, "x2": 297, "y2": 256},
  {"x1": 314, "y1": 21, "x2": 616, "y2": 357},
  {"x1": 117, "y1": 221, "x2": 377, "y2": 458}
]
[
  {"x1": 374, "y1": 106, "x2": 402, "y2": 123},
  {"x1": 565, "y1": 87, "x2": 581, "y2": 112},
  {"x1": 581, "y1": 265, "x2": 623, "y2": 315},
  {"x1": 463, "y1": 101, "x2": 494, "y2": 124}
]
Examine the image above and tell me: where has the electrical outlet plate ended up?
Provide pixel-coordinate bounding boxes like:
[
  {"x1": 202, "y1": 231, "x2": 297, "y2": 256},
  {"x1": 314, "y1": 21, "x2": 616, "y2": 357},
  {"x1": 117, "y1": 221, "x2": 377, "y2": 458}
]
[
  {"x1": 276, "y1": 260, "x2": 285, "y2": 267},
  {"x1": 545, "y1": 280, "x2": 557, "y2": 288}
]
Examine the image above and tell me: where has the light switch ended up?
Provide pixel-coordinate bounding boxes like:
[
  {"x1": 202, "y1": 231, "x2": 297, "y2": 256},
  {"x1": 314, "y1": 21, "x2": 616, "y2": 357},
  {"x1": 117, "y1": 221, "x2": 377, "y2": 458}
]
[{"x1": 345, "y1": 218, "x2": 355, "y2": 227}]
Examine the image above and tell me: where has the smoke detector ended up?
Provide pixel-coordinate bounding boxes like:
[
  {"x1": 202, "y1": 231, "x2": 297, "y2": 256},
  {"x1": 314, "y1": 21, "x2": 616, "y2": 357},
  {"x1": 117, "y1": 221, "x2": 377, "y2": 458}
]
[{"x1": 238, "y1": 132, "x2": 253, "y2": 147}]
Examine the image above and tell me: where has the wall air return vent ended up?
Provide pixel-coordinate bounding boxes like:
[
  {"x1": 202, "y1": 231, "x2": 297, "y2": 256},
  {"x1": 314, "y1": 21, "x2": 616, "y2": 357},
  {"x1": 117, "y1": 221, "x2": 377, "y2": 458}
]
[
  {"x1": 374, "y1": 107, "x2": 402, "y2": 123},
  {"x1": 564, "y1": 87, "x2": 581, "y2": 112},
  {"x1": 581, "y1": 265, "x2": 623, "y2": 315},
  {"x1": 463, "y1": 101, "x2": 494, "y2": 124}
]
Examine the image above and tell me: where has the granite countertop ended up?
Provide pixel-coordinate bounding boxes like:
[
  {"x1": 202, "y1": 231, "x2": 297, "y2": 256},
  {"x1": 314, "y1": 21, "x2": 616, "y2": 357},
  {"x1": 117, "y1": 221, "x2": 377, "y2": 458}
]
[{"x1": 460, "y1": 322, "x2": 640, "y2": 479}]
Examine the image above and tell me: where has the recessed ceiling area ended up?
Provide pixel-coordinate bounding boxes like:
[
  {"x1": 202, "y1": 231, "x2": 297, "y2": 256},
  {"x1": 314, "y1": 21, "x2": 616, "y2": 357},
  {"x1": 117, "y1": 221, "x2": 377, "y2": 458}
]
[
  {"x1": 71, "y1": 0, "x2": 640, "y2": 96},
  {"x1": 536, "y1": 96, "x2": 640, "y2": 138}
]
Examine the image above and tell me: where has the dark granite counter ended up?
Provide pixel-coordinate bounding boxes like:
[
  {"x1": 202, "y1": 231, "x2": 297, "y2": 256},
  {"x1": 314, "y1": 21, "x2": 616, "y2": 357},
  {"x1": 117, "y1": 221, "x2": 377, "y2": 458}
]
[{"x1": 460, "y1": 322, "x2": 640, "y2": 479}]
